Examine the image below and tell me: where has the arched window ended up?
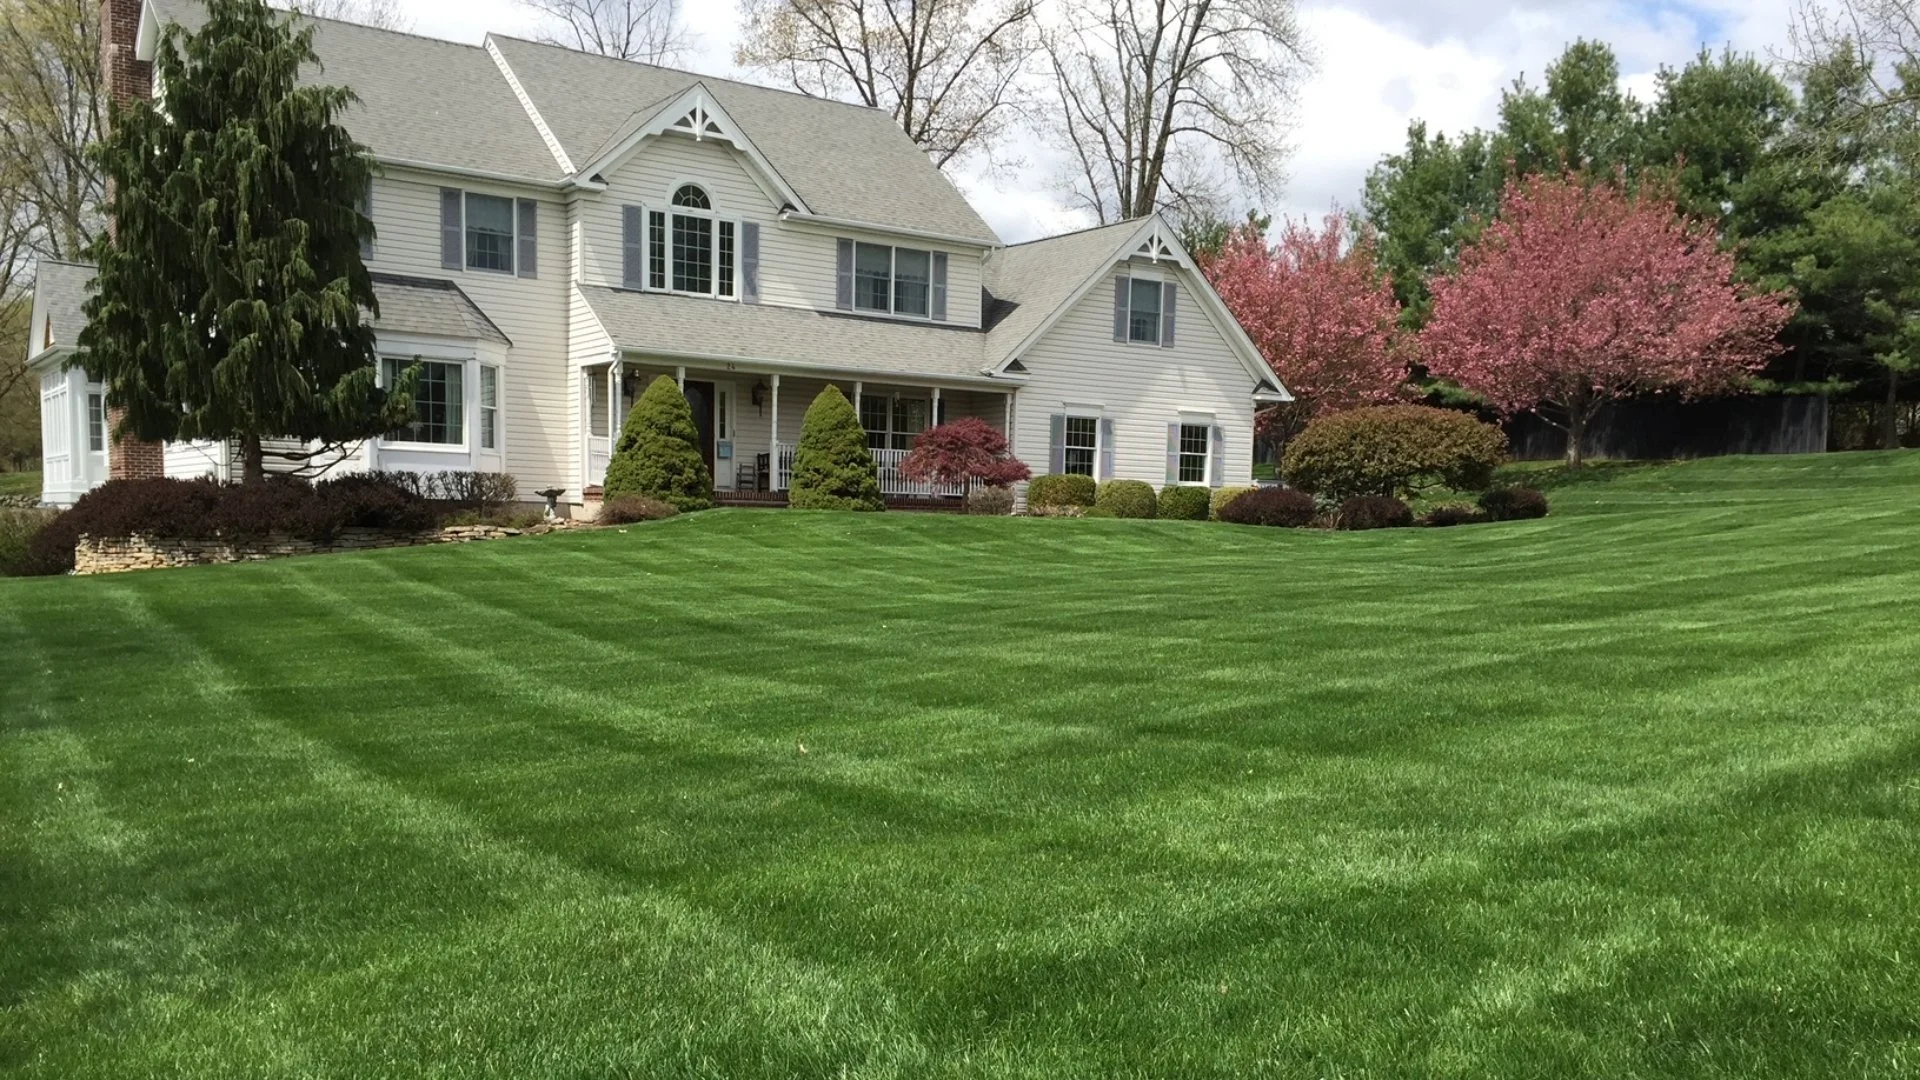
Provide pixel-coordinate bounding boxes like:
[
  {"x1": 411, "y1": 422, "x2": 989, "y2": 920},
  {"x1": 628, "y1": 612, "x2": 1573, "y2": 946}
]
[{"x1": 665, "y1": 184, "x2": 732, "y2": 297}]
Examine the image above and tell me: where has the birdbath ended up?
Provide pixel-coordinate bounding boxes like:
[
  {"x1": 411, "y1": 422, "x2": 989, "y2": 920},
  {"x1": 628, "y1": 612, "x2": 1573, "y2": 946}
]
[{"x1": 536, "y1": 488, "x2": 566, "y2": 520}]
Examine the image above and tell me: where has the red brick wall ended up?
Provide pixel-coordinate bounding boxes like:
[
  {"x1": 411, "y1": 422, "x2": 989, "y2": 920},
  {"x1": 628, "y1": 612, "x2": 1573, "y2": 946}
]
[{"x1": 100, "y1": 0, "x2": 164, "y2": 479}]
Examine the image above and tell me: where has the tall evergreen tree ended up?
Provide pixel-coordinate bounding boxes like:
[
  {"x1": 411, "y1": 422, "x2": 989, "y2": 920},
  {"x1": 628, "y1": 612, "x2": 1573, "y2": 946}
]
[
  {"x1": 603, "y1": 375, "x2": 713, "y2": 511},
  {"x1": 80, "y1": 0, "x2": 407, "y2": 483}
]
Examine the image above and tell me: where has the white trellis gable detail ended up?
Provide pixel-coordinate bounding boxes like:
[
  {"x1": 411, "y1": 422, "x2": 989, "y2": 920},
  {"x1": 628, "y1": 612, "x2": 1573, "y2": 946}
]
[
  {"x1": 1135, "y1": 224, "x2": 1182, "y2": 263},
  {"x1": 580, "y1": 82, "x2": 808, "y2": 214}
]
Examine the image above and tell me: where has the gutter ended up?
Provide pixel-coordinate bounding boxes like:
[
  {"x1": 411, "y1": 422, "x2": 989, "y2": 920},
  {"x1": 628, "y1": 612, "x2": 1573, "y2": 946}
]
[
  {"x1": 376, "y1": 156, "x2": 602, "y2": 193},
  {"x1": 611, "y1": 345, "x2": 1021, "y2": 390},
  {"x1": 779, "y1": 210, "x2": 1000, "y2": 251}
]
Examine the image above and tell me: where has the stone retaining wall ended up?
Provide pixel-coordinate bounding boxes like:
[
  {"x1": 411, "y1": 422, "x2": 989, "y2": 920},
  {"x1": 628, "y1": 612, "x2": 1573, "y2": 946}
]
[{"x1": 75, "y1": 524, "x2": 538, "y2": 574}]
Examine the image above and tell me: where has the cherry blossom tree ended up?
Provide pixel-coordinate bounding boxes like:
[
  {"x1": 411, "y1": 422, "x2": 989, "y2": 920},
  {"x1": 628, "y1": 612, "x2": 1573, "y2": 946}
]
[
  {"x1": 898, "y1": 417, "x2": 1031, "y2": 499},
  {"x1": 1202, "y1": 213, "x2": 1410, "y2": 445},
  {"x1": 1422, "y1": 171, "x2": 1795, "y2": 466}
]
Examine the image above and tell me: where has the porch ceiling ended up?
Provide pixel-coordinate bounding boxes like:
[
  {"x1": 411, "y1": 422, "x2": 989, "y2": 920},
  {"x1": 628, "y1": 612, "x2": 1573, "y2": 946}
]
[{"x1": 578, "y1": 285, "x2": 1016, "y2": 387}]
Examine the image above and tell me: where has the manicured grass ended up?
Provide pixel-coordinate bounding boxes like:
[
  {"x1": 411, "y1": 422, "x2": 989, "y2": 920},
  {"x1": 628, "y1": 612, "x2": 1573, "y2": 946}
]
[
  {"x1": 0, "y1": 471, "x2": 39, "y2": 498},
  {"x1": 5, "y1": 452, "x2": 1920, "y2": 1078}
]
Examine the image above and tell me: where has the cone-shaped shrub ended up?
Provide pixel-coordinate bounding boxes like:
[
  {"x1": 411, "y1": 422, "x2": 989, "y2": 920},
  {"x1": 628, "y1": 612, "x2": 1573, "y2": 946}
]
[
  {"x1": 789, "y1": 385, "x2": 883, "y2": 511},
  {"x1": 603, "y1": 375, "x2": 713, "y2": 511}
]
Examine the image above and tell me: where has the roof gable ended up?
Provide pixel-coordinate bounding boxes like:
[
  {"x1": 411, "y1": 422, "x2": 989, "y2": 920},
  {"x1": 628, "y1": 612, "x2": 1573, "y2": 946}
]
[
  {"x1": 485, "y1": 36, "x2": 999, "y2": 244},
  {"x1": 578, "y1": 82, "x2": 807, "y2": 213}
]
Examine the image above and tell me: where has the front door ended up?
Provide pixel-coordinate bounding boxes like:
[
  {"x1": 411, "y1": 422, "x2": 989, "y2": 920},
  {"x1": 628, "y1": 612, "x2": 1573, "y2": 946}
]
[{"x1": 683, "y1": 379, "x2": 716, "y2": 480}]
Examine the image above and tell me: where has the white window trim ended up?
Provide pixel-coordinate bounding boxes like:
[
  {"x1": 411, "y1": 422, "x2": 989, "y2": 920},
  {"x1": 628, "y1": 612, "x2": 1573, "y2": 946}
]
[
  {"x1": 1062, "y1": 408, "x2": 1102, "y2": 479},
  {"x1": 851, "y1": 241, "x2": 937, "y2": 321},
  {"x1": 462, "y1": 191, "x2": 519, "y2": 277},
  {"x1": 373, "y1": 338, "x2": 500, "y2": 455},
  {"x1": 479, "y1": 364, "x2": 502, "y2": 453},
  {"x1": 1175, "y1": 420, "x2": 1213, "y2": 487},
  {"x1": 658, "y1": 181, "x2": 740, "y2": 300},
  {"x1": 1124, "y1": 274, "x2": 1163, "y2": 346}
]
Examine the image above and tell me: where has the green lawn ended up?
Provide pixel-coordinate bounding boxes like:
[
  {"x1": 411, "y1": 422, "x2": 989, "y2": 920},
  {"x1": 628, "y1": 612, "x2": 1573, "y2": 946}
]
[
  {"x1": 5, "y1": 453, "x2": 1920, "y2": 1078},
  {"x1": 0, "y1": 471, "x2": 38, "y2": 498}
]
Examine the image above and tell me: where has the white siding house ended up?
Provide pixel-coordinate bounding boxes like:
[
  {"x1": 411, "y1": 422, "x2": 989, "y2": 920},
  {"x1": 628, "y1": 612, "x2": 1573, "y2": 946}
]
[{"x1": 30, "y1": 0, "x2": 1287, "y2": 511}]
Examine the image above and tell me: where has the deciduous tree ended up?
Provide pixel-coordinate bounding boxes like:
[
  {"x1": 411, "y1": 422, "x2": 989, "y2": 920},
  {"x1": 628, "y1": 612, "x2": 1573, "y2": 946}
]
[
  {"x1": 517, "y1": 0, "x2": 684, "y2": 63},
  {"x1": 1041, "y1": 0, "x2": 1308, "y2": 222},
  {"x1": 81, "y1": 0, "x2": 406, "y2": 483},
  {"x1": 1201, "y1": 212, "x2": 1409, "y2": 444},
  {"x1": 1421, "y1": 172, "x2": 1795, "y2": 466},
  {"x1": 736, "y1": 0, "x2": 1035, "y2": 170}
]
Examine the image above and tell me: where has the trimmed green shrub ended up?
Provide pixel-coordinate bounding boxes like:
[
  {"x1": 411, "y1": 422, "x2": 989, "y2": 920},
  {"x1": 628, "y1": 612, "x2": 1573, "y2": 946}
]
[
  {"x1": 789, "y1": 385, "x2": 884, "y2": 511},
  {"x1": 1027, "y1": 473, "x2": 1097, "y2": 510},
  {"x1": 1157, "y1": 485, "x2": 1210, "y2": 521},
  {"x1": 1210, "y1": 485, "x2": 1258, "y2": 520},
  {"x1": 1092, "y1": 479, "x2": 1157, "y2": 519},
  {"x1": 1336, "y1": 494, "x2": 1414, "y2": 530},
  {"x1": 967, "y1": 486, "x2": 1014, "y2": 515},
  {"x1": 603, "y1": 375, "x2": 713, "y2": 511},
  {"x1": 1422, "y1": 503, "x2": 1488, "y2": 527},
  {"x1": 1283, "y1": 405, "x2": 1508, "y2": 499},
  {"x1": 1218, "y1": 486, "x2": 1317, "y2": 527},
  {"x1": 599, "y1": 494, "x2": 679, "y2": 525},
  {"x1": 1479, "y1": 485, "x2": 1549, "y2": 521}
]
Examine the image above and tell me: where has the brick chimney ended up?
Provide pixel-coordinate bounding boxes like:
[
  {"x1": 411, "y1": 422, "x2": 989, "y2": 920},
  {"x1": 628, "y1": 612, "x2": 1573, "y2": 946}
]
[{"x1": 100, "y1": 0, "x2": 165, "y2": 481}]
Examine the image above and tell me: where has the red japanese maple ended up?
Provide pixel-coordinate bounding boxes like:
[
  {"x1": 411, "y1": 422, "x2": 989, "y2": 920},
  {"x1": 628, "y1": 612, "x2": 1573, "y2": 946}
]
[
  {"x1": 1202, "y1": 213, "x2": 1410, "y2": 441},
  {"x1": 898, "y1": 417, "x2": 1031, "y2": 490},
  {"x1": 1421, "y1": 171, "x2": 1795, "y2": 465}
]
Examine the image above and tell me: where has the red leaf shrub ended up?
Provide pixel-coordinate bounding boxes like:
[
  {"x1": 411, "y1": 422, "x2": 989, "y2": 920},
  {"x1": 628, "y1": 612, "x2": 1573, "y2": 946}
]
[
  {"x1": 1218, "y1": 486, "x2": 1317, "y2": 527},
  {"x1": 1335, "y1": 495, "x2": 1413, "y2": 530},
  {"x1": 898, "y1": 417, "x2": 1031, "y2": 489}
]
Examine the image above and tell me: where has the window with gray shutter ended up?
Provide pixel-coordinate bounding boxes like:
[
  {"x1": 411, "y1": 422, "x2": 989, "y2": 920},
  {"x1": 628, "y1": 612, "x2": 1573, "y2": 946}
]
[
  {"x1": 439, "y1": 188, "x2": 462, "y2": 269},
  {"x1": 1112, "y1": 277, "x2": 1128, "y2": 341},
  {"x1": 741, "y1": 221, "x2": 760, "y2": 303},
  {"x1": 931, "y1": 252, "x2": 948, "y2": 321},
  {"x1": 516, "y1": 199, "x2": 537, "y2": 279},
  {"x1": 1161, "y1": 281, "x2": 1177, "y2": 347},
  {"x1": 622, "y1": 206, "x2": 643, "y2": 289},
  {"x1": 836, "y1": 239, "x2": 854, "y2": 310}
]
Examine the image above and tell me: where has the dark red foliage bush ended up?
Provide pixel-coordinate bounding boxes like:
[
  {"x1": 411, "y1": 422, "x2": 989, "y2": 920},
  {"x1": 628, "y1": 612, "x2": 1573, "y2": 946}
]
[
  {"x1": 1478, "y1": 485, "x2": 1549, "y2": 521},
  {"x1": 1421, "y1": 504, "x2": 1488, "y2": 527},
  {"x1": 316, "y1": 473, "x2": 439, "y2": 532},
  {"x1": 1218, "y1": 486, "x2": 1318, "y2": 527},
  {"x1": 1335, "y1": 494, "x2": 1413, "y2": 530},
  {"x1": 898, "y1": 417, "x2": 1031, "y2": 488},
  {"x1": 208, "y1": 477, "x2": 338, "y2": 540}
]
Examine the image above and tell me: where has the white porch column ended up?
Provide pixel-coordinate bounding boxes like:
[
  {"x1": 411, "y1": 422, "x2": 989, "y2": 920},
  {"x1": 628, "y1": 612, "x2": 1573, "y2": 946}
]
[
  {"x1": 770, "y1": 373, "x2": 782, "y2": 489},
  {"x1": 1004, "y1": 392, "x2": 1015, "y2": 452},
  {"x1": 853, "y1": 381, "x2": 862, "y2": 415},
  {"x1": 609, "y1": 360, "x2": 622, "y2": 438},
  {"x1": 676, "y1": 364, "x2": 686, "y2": 390},
  {"x1": 931, "y1": 386, "x2": 941, "y2": 426}
]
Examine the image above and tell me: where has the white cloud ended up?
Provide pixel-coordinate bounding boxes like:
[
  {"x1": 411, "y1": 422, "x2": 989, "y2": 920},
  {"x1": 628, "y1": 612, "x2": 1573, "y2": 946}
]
[{"x1": 386, "y1": 0, "x2": 1801, "y2": 242}]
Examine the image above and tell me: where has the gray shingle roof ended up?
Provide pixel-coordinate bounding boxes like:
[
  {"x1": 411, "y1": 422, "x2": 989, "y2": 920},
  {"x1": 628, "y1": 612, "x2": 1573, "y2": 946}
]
[
  {"x1": 370, "y1": 273, "x2": 511, "y2": 346},
  {"x1": 486, "y1": 36, "x2": 999, "y2": 244},
  {"x1": 147, "y1": 0, "x2": 563, "y2": 181},
  {"x1": 981, "y1": 220, "x2": 1142, "y2": 368},
  {"x1": 27, "y1": 262, "x2": 508, "y2": 358},
  {"x1": 30, "y1": 260, "x2": 95, "y2": 360},
  {"x1": 577, "y1": 285, "x2": 1000, "y2": 381}
]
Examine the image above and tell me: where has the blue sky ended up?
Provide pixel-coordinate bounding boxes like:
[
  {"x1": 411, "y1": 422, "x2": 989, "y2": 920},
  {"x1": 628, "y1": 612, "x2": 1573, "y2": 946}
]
[{"x1": 393, "y1": 0, "x2": 1801, "y2": 242}]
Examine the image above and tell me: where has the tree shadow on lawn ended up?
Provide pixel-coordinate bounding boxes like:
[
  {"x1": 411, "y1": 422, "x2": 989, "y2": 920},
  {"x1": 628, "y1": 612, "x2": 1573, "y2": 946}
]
[{"x1": 1495, "y1": 459, "x2": 1669, "y2": 492}]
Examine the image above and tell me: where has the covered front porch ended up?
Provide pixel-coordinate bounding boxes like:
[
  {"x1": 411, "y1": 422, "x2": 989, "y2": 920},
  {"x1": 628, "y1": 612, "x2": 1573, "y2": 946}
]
[{"x1": 582, "y1": 359, "x2": 1016, "y2": 500}]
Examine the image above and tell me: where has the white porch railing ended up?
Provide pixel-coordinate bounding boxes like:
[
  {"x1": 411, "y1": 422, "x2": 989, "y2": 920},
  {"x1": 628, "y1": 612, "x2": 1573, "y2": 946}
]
[{"x1": 773, "y1": 443, "x2": 975, "y2": 499}]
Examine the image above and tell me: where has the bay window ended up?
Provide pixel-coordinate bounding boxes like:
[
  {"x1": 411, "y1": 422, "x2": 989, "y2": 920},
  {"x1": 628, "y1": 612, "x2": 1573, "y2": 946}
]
[
  {"x1": 87, "y1": 392, "x2": 104, "y2": 453},
  {"x1": 384, "y1": 358, "x2": 464, "y2": 445},
  {"x1": 480, "y1": 365, "x2": 499, "y2": 450}
]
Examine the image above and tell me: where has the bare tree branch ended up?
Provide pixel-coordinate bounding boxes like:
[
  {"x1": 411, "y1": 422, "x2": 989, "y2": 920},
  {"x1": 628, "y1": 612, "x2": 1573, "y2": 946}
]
[
  {"x1": 278, "y1": 0, "x2": 414, "y2": 32},
  {"x1": 736, "y1": 0, "x2": 1038, "y2": 171},
  {"x1": 1040, "y1": 0, "x2": 1311, "y2": 223},
  {"x1": 518, "y1": 0, "x2": 687, "y2": 64}
]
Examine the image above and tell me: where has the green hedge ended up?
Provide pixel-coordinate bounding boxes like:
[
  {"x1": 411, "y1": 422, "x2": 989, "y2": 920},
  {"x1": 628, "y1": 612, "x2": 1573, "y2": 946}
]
[
  {"x1": 1157, "y1": 485, "x2": 1210, "y2": 520},
  {"x1": 1091, "y1": 479, "x2": 1157, "y2": 519},
  {"x1": 1283, "y1": 405, "x2": 1508, "y2": 499},
  {"x1": 1027, "y1": 473, "x2": 1097, "y2": 510}
]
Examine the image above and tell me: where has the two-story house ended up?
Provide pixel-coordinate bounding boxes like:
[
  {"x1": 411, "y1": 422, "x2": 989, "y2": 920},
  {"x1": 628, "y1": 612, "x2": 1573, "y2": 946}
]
[{"x1": 28, "y1": 0, "x2": 1289, "y2": 512}]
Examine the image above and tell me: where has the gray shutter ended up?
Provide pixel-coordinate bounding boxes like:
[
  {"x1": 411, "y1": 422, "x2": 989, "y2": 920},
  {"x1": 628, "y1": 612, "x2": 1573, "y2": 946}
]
[
  {"x1": 439, "y1": 188, "x2": 462, "y2": 269},
  {"x1": 359, "y1": 177, "x2": 374, "y2": 260},
  {"x1": 621, "y1": 207, "x2": 642, "y2": 289},
  {"x1": 1161, "y1": 281, "x2": 1177, "y2": 347},
  {"x1": 1048, "y1": 413, "x2": 1065, "y2": 474},
  {"x1": 1112, "y1": 276, "x2": 1128, "y2": 341},
  {"x1": 836, "y1": 239, "x2": 854, "y2": 310},
  {"x1": 1210, "y1": 425, "x2": 1226, "y2": 486},
  {"x1": 516, "y1": 199, "x2": 537, "y2": 279},
  {"x1": 741, "y1": 221, "x2": 761, "y2": 303},
  {"x1": 931, "y1": 252, "x2": 949, "y2": 321},
  {"x1": 1098, "y1": 417, "x2": 1116, "y2": 479},
  {"x1": 1166, "y1": 422, "x2": 1182, "y2": 486}
]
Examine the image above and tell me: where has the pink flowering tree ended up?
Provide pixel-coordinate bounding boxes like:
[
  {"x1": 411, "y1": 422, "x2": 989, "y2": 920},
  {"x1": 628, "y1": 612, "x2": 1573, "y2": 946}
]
[
  {"x1": 899, "y1": 417, "x2": 1031, "y2": 501},
  {"x1": 1422, "y1": 172, "x2": 1795, "y2": 466},
  {"x1": 1202, "y1": 213, "x2": 1411, "y2": 445}
]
